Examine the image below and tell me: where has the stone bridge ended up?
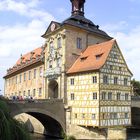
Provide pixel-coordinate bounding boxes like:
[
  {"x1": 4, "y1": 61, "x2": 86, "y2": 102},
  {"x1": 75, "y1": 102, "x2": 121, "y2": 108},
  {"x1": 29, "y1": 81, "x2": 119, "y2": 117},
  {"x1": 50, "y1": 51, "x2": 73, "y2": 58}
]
[
  {"x1": 131, "y1": 96, "x2": 140, "y2": 128},
  {"x1": 7, "y1": 99, "x2": 65, "y2": 138}
]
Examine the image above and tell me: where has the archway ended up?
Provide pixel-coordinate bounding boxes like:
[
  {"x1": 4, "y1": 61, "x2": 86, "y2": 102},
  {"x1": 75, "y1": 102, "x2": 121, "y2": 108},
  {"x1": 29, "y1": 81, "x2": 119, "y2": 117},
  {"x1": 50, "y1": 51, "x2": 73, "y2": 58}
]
[
  {"x1": 48, "y1": 80, "x2": 58, "y2": 99},
  {"x1": 13, "y1": 111, "x2": 64, "y2": 138}
]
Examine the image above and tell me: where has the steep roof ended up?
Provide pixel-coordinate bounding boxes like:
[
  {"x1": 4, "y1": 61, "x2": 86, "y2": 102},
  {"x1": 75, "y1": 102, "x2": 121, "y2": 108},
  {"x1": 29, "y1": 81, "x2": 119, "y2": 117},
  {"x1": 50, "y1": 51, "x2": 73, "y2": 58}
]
[{"x1": 67, "y1": 39, "x2": 115, "y2": 74}]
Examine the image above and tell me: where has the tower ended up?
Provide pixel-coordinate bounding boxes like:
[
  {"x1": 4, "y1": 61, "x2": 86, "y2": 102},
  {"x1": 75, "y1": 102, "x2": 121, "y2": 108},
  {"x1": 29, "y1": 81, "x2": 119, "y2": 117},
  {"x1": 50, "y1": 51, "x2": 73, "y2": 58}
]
[{"x1": 70, "y1": 0, "x2": 85, "y2": 16}]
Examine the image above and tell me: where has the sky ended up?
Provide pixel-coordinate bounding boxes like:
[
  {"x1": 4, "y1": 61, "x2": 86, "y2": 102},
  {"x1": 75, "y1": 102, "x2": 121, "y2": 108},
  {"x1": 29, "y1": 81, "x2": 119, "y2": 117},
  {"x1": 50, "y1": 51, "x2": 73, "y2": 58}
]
[{"x1": 0, "y1": 0, "x2": 140, "y2": 94}]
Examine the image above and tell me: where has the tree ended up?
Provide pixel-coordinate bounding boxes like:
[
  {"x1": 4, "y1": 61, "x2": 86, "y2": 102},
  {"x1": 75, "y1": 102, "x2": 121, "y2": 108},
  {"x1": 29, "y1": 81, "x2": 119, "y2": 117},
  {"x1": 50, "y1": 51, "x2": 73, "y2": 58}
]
[
  {"x1": 0, "y1": 98, "x2": 30, "y2": 140},
  {"x1": 131, "y1": 79, "x2": 140, "y2": 96}
]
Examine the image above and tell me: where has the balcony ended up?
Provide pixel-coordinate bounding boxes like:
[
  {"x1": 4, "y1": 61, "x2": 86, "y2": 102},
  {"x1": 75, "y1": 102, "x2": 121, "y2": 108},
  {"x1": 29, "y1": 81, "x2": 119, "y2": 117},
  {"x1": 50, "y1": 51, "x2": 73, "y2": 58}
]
[{"x1": 44, "y1": 67, "x2": 61, "y2": 79}]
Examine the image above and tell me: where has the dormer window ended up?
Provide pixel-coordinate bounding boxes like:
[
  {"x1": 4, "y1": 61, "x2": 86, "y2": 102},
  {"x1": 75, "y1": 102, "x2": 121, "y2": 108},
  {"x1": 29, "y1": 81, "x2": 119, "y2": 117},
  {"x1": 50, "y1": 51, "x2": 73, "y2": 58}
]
[
  {"x1": 96, "y1": 53, "x2": 103, "y2": 60},
  {"x1": 80, "y1": 56, "x2": 87, "y2": 62}
]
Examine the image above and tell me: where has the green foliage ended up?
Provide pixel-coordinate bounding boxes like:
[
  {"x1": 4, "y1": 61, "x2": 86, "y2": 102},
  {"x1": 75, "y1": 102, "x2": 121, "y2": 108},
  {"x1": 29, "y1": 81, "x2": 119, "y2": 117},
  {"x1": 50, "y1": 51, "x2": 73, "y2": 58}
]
[
  {"x1": 62, "y1": 131, "x2": 76, "y2": 140},
  {"x1": 131, "y1": 79, "x2": 140, "y2": 96},
  {"x1": 0, "y1": 99, "x2": 31, "y2": 140}
]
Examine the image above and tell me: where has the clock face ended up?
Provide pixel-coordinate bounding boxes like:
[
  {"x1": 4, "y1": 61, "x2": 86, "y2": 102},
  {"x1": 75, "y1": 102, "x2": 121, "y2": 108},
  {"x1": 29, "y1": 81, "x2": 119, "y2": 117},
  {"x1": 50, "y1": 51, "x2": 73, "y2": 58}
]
[{"x1": 51, "y1": 23, "x2": 56, "y2": 31}]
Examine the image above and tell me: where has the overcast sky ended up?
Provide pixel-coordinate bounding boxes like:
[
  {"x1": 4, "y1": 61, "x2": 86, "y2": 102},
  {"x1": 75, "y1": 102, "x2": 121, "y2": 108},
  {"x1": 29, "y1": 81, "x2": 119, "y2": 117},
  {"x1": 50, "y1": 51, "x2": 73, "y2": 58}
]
[{"x1": 0, "y1": 0, "x2": 140, "y2": 94}]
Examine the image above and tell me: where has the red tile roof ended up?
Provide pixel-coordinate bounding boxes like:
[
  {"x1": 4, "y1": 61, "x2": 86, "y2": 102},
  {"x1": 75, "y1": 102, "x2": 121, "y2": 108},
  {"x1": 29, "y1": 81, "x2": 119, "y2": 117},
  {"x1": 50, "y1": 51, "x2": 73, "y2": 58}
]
[
  {"x1": 16, "y1": 47, "x2": 43, "y2": 65},
  {"x1": 67, "y1": 39, "x2": 115, "y2": 74},
  {"x1": 4, "y1": 47, "x2": 44, "y2": 78}
]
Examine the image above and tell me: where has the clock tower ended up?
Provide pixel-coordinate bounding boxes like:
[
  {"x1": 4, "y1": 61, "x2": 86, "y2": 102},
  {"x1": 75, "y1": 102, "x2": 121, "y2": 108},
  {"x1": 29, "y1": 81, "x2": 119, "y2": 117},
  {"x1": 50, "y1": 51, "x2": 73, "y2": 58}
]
[{"x1": 70, "y1": 0, "x2": 85, "y2": 16}]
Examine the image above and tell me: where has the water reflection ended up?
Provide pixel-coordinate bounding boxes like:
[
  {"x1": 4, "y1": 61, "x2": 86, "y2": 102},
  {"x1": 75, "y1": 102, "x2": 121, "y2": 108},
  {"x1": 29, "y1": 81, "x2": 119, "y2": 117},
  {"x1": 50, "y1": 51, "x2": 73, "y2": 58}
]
[{"x1": 31, "y1": 133, "x2": 63, "y2": 140}]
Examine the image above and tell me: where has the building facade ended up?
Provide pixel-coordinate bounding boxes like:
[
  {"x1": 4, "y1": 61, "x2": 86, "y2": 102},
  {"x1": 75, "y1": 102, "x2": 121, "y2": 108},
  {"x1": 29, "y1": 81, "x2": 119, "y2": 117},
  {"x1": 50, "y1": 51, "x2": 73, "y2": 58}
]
[
  {"x1": 4, "y1": 47, "x2": 45, "y2": 99},
  {"x1": 4, "y1": 0, "x2": 133, "y2": 139}
]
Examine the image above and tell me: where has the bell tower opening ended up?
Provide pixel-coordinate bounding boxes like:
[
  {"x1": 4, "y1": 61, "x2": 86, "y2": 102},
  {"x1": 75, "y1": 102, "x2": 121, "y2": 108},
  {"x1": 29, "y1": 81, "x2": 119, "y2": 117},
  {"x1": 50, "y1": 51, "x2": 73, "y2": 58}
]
[
  {"x1": 48, "y1": 80, "x2": 58, "y2": 99},
  {"x1": 70, "y1": 0, "x2": 85, "y2": 16}
]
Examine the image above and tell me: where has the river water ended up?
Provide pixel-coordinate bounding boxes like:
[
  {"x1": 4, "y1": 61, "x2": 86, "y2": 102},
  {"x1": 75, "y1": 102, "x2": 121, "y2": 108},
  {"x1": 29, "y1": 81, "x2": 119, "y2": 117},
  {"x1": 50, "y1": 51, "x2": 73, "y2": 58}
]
[
  {"x1": 31, "y1": 134, "x2": 63, "y2": 140},
  {"x1": 32, "y1": 132, "x2": 140, "y2": 140}
]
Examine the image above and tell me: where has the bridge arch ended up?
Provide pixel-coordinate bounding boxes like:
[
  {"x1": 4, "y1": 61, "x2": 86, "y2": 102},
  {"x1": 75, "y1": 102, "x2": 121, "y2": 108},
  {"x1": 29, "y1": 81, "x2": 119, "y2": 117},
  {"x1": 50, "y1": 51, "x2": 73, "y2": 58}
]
[{"x1": 7, "y1": 100, "x2": 65, "y2": 138}]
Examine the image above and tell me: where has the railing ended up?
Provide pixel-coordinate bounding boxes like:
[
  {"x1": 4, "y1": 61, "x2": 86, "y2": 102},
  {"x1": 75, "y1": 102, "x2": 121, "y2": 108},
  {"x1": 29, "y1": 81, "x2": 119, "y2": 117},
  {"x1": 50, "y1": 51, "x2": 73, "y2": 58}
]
[
  {"x1": 7, "y1": 99, "x2": 63, "y2": 104},
  {"x1": 44, "y1": 67, "x2": 61, "y2": 79}
]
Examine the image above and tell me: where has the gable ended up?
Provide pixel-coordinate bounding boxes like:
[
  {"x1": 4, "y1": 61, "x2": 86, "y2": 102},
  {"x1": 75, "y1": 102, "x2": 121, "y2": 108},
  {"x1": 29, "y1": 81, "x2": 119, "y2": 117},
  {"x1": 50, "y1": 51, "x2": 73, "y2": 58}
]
[
  {"x1": 42, "y1": 21, "x2": 61, "y2": 38},
  {"x1": 101, "y1": 42, "x2": 132, "y2": 76}
]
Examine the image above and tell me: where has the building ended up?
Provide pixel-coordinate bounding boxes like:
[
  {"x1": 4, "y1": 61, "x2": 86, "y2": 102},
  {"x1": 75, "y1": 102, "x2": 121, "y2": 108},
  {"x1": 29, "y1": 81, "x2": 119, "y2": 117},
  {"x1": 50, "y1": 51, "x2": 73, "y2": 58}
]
[
  {"x1": 4, "y1": 47, "x2": 45, "y2": 99},
  {"x1": 4, "y1": 0, "x2": 133, "y2": 139}
]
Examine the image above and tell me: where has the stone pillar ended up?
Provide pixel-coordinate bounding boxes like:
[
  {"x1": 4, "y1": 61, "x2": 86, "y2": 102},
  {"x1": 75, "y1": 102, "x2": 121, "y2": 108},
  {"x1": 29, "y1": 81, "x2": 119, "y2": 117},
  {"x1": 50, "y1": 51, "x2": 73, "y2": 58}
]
[{"x1": 107, "y1": 128, "x2": 127, "y2": 140}]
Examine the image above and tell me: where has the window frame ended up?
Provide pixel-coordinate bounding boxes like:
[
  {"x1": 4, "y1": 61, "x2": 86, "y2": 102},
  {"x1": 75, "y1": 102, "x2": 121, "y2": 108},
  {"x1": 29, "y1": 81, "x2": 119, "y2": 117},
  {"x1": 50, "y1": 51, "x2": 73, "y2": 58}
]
[
  {"x1": 77, "y1": 37, "x2": 82, "y2": 49},
  {"x1": 108, "y1": 92, "x2": 112, "y2": 100},
  {"x1": 92, "y1": 76, "x2": 97, "y2": 84},
  {"x1": 114, "y1": 77, "x2": 118, "y2": 85},
  {"x1": 70, "y1": 93, "x2": 75, "y2": 100},
  {"x1": 70, "y1": 78, "x2": 74, "y2": 85},
  {"x1": 103, "y1": 75, "x2": 108, "y2": 84},
  {"x1": 93, "y1": 92, "x2": 97, "y2": 100}
]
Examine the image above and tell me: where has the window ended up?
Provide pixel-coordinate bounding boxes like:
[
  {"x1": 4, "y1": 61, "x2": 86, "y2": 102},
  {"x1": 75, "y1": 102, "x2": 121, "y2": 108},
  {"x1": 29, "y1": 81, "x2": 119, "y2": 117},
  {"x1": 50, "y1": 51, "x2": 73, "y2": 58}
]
[
  {"x1": 80, "y1": 57, "x2": 87, "y2": 62},
  {"x1": 71, "y1": 93, "x2": 75, "y2": 100},
  {"x1": 113, "y1": 54, "x2": 117, "y2": 59},
  {"x1": 92, "y1": 114, "x2": 96, "y2": 119},
  {"x1": 29, "y1": 71, "x2": 31, "y2": 80},
  {"x1": 19, "y1": 91, "x2": 21, "y2": 96},
  {"x1": 34, "y1": 69, "x2": 36, "y2": 79},
  {"x1": 77, "y1": 37, "x2": 82, "y2": 49},
  {"x1": 33, "y1": 89, "x2": 36, "y2": 97},
  {"x1": 49, "y1": 41, "x2": 54, "y2": 54},
  {"x1": 108, "y1": 92, "x2": 112, "y2": 100},
  {"x1": 110, "y1": 113, "x2": 117, "y2": 119},
  {"x1": 96, "y1": 54, "x2": 103, "y2": 60},
  {"x1": 125, "y1": 113, "x2": 129, "y2": 118},
  {"x1": 125, "y1": 93, "x2": 129, "y2": 100},
  {"x1": 49, "y1": 60, "x2": 52, "y2": 68},
  {"x1": 82, "y1": 113, "x2": 85, "y2": 119},
  {"x1": 39, "y1": 88, "x2": 42, "y2": 97},
  {"x1": 40, "y1": 67, "x2": 43, "y2": 77},
  {"x1": 57, "y1": 38, "x2": 61, "y2": 48},
  {"x1": 110, "y1": 113, "x2": 114, "y2": 119},
  {"x1": 103, "y1": 75, "x2": 108, "y2": 84},
  {"x1": 70, "y1": 78, "x2": 74, "y2": 85},
  {"x1": 75, "y1": 114, "x2": 77, "y2": 119},
  {"x1": 57, "y1": 58, "x2": 61, "y2": 67},
  {"x1": 24, "y1": 73, "x2": 26, "y2": 81},
  {"x1": 19, "y1": 74, "x2": 22, "y2": 83},
  {"x1": 102, "y1": 92, "x2": 106, "y2": 100},
  {"x1": 110, "y1": 65, "x2": 113, "y2": 70},
  {"x1": 23, "y1": 91, "x2": 26, "y2": 96},
  {"x1": 102, "y1": 113, "x2": 105, "y2": 119},
  {"x1": 92, "y1": 76, "x2": 97, "y2": 83},
  {"x1": 28, "y1": 90, "x2": 30, "y2": 96},
  {"x1": 124, "y1": 78, "x2": 128, "y2": 86},
  {"x1": 93, "y1": 92, "x2": 97, "y2": 100},
  {"x1": 117, "y1": 92, "x2": 121, "y2": 100},
  {"x1": 114, "y1": 77, "x2": 118, "y2": 85},
  {"x1": 114, "y1": 113, "x2": 117, "y2": 119},
  {"x1": 119, "y1": 67, "x2": 122, "y2": 71}
]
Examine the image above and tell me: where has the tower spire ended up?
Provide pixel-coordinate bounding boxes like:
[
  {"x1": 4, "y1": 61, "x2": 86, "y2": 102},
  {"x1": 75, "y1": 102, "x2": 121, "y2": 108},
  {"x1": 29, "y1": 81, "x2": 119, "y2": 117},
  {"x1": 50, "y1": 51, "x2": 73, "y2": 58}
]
[{"x1": 70, "y1": 0, "x2": 85, "y2": 16}]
